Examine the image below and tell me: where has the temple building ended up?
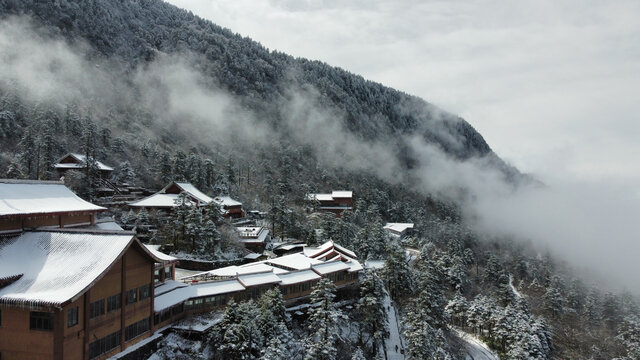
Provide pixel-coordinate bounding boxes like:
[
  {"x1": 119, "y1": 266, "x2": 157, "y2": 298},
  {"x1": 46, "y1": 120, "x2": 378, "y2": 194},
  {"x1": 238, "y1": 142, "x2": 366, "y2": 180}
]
[
  {"x1": 54, "y1": 153, "x2": 114, "y2": 180},
  {"x1": 0, "y1": 230, "x2": 170, "y2": 360},
  {"x1": 306, "y1": 190, "x2": 353, "y2": 216},
  {"x1": 0, "y1": 179, "x2": 106, "y2": 234}
]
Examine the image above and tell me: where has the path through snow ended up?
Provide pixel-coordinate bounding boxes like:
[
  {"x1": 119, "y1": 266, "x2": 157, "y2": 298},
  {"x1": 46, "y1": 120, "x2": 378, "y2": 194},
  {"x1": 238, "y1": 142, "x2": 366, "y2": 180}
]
[
  {"x1": 453, "y1": 328, "x2": 500, "y2": 360},
  {"x1": 382, "y1": 291, "x2": 405, "y2": 359},
  {"x1": 509, "y1": 274, "x2": 522, "y2": 298}
]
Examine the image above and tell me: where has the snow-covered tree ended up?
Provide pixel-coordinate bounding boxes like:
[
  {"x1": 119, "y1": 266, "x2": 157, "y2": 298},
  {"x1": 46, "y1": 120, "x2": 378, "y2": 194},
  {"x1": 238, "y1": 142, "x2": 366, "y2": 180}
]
[
  {"x1": 381, "y1": 240, "x2": 412, "y2": 301},
  {"x1": 305, "y1": 278, "x2": 344, "y2": 360},
  {"x1": 357, "y1": 271, "x2": 389, "y2": 356}
]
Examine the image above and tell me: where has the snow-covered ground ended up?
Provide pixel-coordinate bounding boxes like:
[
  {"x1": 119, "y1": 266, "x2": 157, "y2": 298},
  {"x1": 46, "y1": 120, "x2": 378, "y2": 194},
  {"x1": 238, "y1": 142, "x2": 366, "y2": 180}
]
[
  {"x1": 171, "y1": 312, "x2": 223, "y2": 333},
  {"x1": 382, "y1": 291, "x2": 405, "y2": 359},
  {"x1": 453, "y1": 328, "x2": 499, "y2": 360}
]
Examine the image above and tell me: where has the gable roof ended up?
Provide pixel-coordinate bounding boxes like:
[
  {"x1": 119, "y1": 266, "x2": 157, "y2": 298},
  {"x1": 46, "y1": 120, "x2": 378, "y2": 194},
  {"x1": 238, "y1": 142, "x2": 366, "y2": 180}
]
[
  {"x1": 212, "y1": 195, "x2": 242, "y2": 207},
  {"x1": 0, "y1": 230, "x2": 160, "y2": 308},
  {"x1": 0, "y1": 180, "x2": 106, "y2": 217},
  {"x1": 384, "y1": 223, "x2": 414, "y2": 232},
  {"x1": 54, "y1": 153, "x2": 114, "y2": 172},
  {"x1": 129, "y1": 181, "x2": 213, "y2": 208},
  {"x1": 172, "y1": 182, "x2": 214, "y2": 204}
]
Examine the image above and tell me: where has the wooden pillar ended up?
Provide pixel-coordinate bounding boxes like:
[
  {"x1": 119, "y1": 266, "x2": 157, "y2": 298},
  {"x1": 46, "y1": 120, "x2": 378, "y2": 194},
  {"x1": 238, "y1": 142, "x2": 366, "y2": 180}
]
[
  {"x1": 53, "y1": 308, "x2": 64, "y2": 360},
  {"x1": 150, "y1": 262, "x2": 155, "y2": 331},
  {"x1": 120, "y1": 256, "x2": 126, "y2": 350},
  {"x1": 83, "y1": 293, "x2": 90, "y2": 360}
]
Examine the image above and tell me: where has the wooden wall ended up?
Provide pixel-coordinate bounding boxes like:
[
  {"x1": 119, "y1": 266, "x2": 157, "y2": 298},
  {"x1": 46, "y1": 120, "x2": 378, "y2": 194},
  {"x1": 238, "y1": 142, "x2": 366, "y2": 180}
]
[
  {"x1": 0, "y1": 305, "x2": 54, "y2": 360},
  {"x1": 0, "y1": 243, "x2": 155, "y2": 360}
]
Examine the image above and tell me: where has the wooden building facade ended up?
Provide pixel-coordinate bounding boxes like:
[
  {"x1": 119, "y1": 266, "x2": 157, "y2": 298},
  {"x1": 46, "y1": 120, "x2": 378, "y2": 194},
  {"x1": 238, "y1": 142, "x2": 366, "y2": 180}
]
[
  {"x1": 0, "y1": 180, "x2": 107, "y2": 234},
  {"x1": 0, "y1": 230, "x2": 166, "y2": 360}
]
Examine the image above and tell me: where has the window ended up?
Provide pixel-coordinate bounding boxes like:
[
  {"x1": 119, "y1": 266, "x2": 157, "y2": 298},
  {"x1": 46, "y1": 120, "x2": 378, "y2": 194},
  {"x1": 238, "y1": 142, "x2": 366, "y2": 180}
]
[
  {"x1": 88, "y1": 330, "x2": 121, "y2": 359},
  {"x1": 139, "y1": 284, "x2": 151, "y2": 301},
  {"x1": 107, "y1": 294, "x2": 121, "y2": 313},
  {"x1": 89, "y1": 299, "x2": 105, "y2": 319},
  {"x1": 126, "y1": 289, "x2": 137, "y2": 305},
  {"x1": 30, "y1": 311, "x2": 54, "y2": 331},
  {"x1": 67, "y1": 307, "x2": 78, "y2": 327},
  {"x1": 125, "y1": 317, "x2": 150, "y2": 341}
]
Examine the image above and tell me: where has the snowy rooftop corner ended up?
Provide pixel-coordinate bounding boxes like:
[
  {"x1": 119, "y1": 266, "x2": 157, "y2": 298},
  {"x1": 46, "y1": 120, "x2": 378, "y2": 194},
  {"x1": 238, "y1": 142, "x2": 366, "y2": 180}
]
[{"x1": 0, "y1": 180, "x2": 107, "y2": 217}]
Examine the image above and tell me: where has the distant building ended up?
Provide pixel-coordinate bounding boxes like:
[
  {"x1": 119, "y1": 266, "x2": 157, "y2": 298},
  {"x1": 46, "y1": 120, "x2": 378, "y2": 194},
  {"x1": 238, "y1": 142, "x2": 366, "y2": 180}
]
[
  {"x1": 128, "y1": 181, "x2": 213, "y2": 211},
  {"x1": 305, "y1": 190, "x2": 353, "y2": 216},
  {"x1": 129, "y1": 182, "x2": 244, "y2": 219},
  {"x1": 212, "y1": 196, "x2": 244, "y2": 219},
  {"x1": 156, "y1": 241, "x2": 362, "y2": 317},
  {"x1": 0, "y1": 229, "x2": 169, "y2": 360},
  {"x1": 0, "y1": 179, "x2": 107, "y2": 234},
  {"x1": 384, "y1": 223, "x2": 414, "y2": 238},
  {"x1": 54, "y1": 153, "x2": 114, "y2": 180},
  {"x1": 235, "y1": 226, "x2": 270, "y2": 252}
]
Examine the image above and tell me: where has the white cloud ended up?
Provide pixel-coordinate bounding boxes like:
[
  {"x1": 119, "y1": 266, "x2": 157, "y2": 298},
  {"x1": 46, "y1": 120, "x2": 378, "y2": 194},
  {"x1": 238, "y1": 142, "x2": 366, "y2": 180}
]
[
  {"x1": 165, "y1": 0, "x2": 640, "y2": 292},
  {"x1": 166, "y1": 0, "x2": 640, "y2": 183}
]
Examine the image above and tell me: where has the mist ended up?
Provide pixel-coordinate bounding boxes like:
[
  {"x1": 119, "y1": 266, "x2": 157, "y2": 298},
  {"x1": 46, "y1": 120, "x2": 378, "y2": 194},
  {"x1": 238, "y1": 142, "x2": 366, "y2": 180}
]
[{"x1": 1, "y1": 16, "x2": 638, "y2": 295}]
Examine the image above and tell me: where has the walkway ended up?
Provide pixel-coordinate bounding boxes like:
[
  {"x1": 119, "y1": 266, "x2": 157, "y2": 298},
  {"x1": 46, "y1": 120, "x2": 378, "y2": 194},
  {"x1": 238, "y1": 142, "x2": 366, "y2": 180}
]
[{"x1": 382, "y1": 291, "x2": 405, "y2": 360}]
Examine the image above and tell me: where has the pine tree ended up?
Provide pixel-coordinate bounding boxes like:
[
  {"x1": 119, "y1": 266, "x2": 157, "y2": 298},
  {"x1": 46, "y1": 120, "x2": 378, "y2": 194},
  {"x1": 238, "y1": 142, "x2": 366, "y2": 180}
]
[
  {"x1": 357, "y1": 271, "x2": 389, "y2": 357},
  {"x1": 172, "y1": 192, "x2": 191, "y2": 250},
  {"x1": 116, "y1": 161, "x2": 136, "y2": 184},
  {"x1": 445, "y1": 292, "x2": 468, "y2": 327},
  {"x1": 5, "y1": 162, "x2": 23, "y2": 179},
  {"x1": 381, "y1": 240, "x2": 412, "y2": 301},
  {"x1": 305, "y1": 278, "x2": 343, "y2": 360},
  {"x1": 544, "y1": 276, "x2": 564, "y2": 317}
]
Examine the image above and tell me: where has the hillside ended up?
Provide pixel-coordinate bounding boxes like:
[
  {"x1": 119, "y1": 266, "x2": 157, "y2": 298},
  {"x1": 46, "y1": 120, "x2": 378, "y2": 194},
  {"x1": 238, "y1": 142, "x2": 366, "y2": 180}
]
[
  {"x1": 0, "y1": 0, "x2": 504, "y2": 161},
  {"x1": 0, "y1": 1, "x2": 638, "y2": 359}
]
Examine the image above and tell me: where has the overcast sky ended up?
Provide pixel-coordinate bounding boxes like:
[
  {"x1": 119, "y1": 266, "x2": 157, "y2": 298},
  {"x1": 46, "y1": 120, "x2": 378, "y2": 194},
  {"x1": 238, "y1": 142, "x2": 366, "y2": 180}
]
[{"x1": 165, "y1": 0, "x2": 640, "y2": 189}]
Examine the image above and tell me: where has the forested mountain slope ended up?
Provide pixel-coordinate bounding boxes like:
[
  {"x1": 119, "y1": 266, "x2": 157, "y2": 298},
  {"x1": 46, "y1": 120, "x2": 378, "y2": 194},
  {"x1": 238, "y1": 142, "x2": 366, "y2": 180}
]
[
  {"x1": 1, "y1": 1, "x2": 639, "y2": 359},
  {"x1": 0, "y1": 0, "x2": 501, "y2": 164}
]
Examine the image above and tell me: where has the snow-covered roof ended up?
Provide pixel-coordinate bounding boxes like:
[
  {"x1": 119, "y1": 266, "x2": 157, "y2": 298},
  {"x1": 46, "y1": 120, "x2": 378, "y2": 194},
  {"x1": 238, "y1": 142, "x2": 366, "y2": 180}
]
[
  {"x1": 383, "y1": 223, "x2": 414, "y2": 234},
  {"x1": 306, "y1": 191, "x2": 352, "y2": 201},
  {"x1": 191, "y1": 279, "x2": 245, "y2": 298},
  {"x1": 237, "y1": 272, "x2": 282, "y2": 287},
  {"x1": 365, "y1": 260, "x2": 385, "y2": 270},
  {"x1": 275, "y1": 243, "x2": 305, "y2": 251},
  {"x1": 154, "y1": 279, "x2": 246, "y2": 311},
  {"x1": 346, "y1": 259, "x2": 364, "y2": 273},
  {"x1": 236, "y1": 226, "x2": 269, "y2": 243},
  {"x1": 155, "y1": 279, "x2": 189, "y2": 296},
  {"x1": 213, "y1": 196, "x2": 242, "y2": 207},
  {"x1": 306, "y1": 193, "x2": 334, "y2": 202},
  {"x1": 0, "y1": 231, "x2": 138, "y2": 307},
  {"x1": 312, "y1": 261, "x2": 351, "y2": 275},
  {"x1": 172, "y1": 182, "x2": 214, "y2": 204},
  {"x1": 0, "y1": 180, "x2": 106, "y2": 217},
  {"x1": 88, "y1": 221, "x2": 124, "y2": 231},
  {"x1": 333, "y1": 243, "x2": 357, "y2": 259},
  {"x1": 154, "y1": 286, "x2": 190, "y2": 311},
  {"x1": 243, "y1": 253, "x2": 263, "y2": 260},
  {"x1": 130, "y1": 182, "x2": 214, "y2": 208},
  {"x1": 331, "y1": 191, "x2": 352, "y2": 198},
  {"x1": 278, "y1": 269, "x2": 321, "y2": 285},
  {"x1": 305, "y1": 241, "x2": 334, "y2": 258},
  {"x1": 54, "y1": 153, "x2": 114, "y2": 171},
  {"x1": 193, "y1": 262, "x2": 287, "y2": 279},
  {"x1": 266, "y1": 253, "x2": 323, "y2": 270},
  {"x1": 144, "y1": 245, "x2": 178, "y2": 262},
  {"x1": 129, "y1": 193, "x2": 184, "y2": 208}
]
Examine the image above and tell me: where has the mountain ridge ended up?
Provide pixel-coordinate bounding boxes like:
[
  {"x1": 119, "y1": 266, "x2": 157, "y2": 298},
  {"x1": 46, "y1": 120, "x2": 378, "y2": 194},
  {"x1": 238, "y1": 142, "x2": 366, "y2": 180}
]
[{"x1": 0, "y1": 0, "x2": 507, "y2": 168}]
